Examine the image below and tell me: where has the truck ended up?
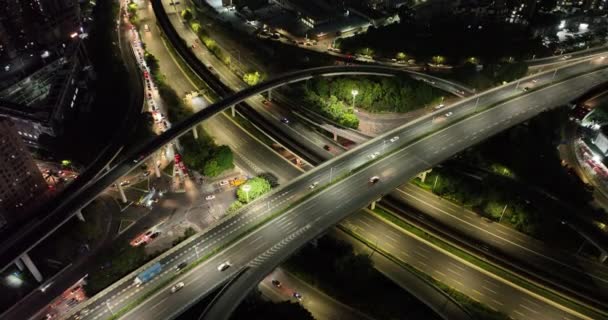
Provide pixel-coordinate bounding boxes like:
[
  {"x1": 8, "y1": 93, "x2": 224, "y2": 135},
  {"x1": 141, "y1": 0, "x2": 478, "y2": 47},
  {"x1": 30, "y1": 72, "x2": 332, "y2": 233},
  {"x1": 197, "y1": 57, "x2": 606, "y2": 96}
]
[
  {"x1": 230, "y1": 177, "x2": 246, "y2": 187},
  {"x1": 134, "y1": 262, "x2": 162, "y2": 286}
]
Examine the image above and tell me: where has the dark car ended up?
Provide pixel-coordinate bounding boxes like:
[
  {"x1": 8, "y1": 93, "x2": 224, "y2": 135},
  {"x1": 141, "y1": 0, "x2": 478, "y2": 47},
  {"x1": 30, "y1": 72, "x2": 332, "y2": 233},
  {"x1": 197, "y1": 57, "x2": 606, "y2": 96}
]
[
  {"x1": 293, "y1": 292, "x2": 302, "y2": 300},
  {"x1": 176, "y1": 262, "x2": 188, "y2": 271},
  {"x1": 281, "y1": 117, "x2": 290, "y2": 124},
  {"x1": 323, "y1": 145, "x2": 331, "y2": 151},
  {"x1": 150, "y1": 232, "x2": 160, "y2": 239},
  {"x1": 271, "y1": 279, "x2": 281, "y2": 288}
]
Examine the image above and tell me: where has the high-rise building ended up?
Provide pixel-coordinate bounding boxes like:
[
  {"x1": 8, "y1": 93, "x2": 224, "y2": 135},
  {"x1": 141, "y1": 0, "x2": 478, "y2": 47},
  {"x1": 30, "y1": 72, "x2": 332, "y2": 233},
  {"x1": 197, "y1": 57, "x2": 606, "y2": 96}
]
[{"x1": 0, "y1": 118, "x2": 47, "y2": 232}]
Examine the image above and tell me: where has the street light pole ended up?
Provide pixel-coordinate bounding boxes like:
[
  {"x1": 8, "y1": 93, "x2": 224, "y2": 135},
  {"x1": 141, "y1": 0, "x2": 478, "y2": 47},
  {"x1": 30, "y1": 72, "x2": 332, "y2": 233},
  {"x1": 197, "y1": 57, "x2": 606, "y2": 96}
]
[
  {"x1": 499, "y1": 204, "x2": 508, "y2": 223},
  {"x1": 243, "y1": 184, "x2": 251, "y2": 203},
  {"x1": 351, "y1": 89, "x2": 358, "y2": 110}
]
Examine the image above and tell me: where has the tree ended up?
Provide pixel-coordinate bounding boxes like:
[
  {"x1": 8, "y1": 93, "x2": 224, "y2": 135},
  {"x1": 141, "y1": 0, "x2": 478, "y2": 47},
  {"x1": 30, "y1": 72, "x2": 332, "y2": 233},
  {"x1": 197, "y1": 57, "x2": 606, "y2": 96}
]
[
  {"x1": 431, "y1": 55, "x2": 445, "y2": 65},
  {"x1": 237, "y1": 177, "x2": 271, "y2": 203},
  {"x1": 228, "y1": 201, "x2": 244, "y2": 213},
  {"x1": 191, "y1": 22, "x2": 202, "y2": 34},
  {"x1": 243, "y1": 71, "x2": 262, "y2": 86},
  {"x1": 396, "y1": 52, "x2": 407, "y2": 61},
  {"x1": 181, "y1": 9, "x2": 192, "y2": 21}
]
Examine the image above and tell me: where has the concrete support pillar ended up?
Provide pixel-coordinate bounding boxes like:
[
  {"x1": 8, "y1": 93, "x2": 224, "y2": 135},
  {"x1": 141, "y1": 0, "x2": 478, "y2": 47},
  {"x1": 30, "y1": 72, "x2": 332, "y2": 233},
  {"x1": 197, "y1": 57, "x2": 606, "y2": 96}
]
[
  {"x1": 417, "y1": 169, "x2": 432, "y2": 183},
  {"x1": 601, "y1": 251, "x2": 608, "y2": 263},
  {"x1": 231, "y1": 105, "x2": 235, "y2": 117},
  {"x1": 76, "y1": 210, "x2": 85, "y2": 222},
  {"x1": 15, "y1": 259, "x2": 24, "y2": 271},
  {"x1": 21, "y1": 253, "x2": 43, "y2": 282},
  {"x1": 370, "y1": 201, "x2": 376, "y2": 210},
  {"x1": 155, "y1": 161, "x2": 161, "y2": 178},
  {"x1": 268, "y1": 89, "x2": 272, "y2": 101},
  {"x1": 192, "y1": 126, "x2": 198, "y2": 139},
  {"x1": 333, "y1": 131, "x2": 338, "y2": 141},
  {"x1": 117, "y1": 184, "x2": 127, "y2": 203}
]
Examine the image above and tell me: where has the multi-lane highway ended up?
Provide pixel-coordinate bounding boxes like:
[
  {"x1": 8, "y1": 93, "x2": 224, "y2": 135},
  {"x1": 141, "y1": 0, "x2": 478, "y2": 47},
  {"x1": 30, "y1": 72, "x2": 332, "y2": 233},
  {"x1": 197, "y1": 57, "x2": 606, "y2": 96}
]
[
  {"x1": 46, "y1": 33, "x2": 608, "y2": 320},
  {"x1": 386, "y1": 183, "x2": 608, "y2": 303},
  {"x1": 0, "y1": 12, "x2": 599, "y2": 320}
]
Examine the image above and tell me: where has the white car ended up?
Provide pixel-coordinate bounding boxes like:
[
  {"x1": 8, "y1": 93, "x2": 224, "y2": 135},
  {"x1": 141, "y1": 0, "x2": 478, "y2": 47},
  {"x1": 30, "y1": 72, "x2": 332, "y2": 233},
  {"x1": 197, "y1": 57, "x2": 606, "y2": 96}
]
[
  {"x1": 369, "y1": 151, "x2": 380, "y2": 159},
  {"x1": 434, "y1": 104, "x2": 445, "y2": 110},
  {"x1": 218, "y1": 261, "x2": 231, "y2": 271},
  {"x1": 445, "y1": 112, "x2": 453, "y2": 117},
  {"x1": 170, "y1": 282, "x2": 184, "y2": 293},
  {"x1": 219, "y1": 180, "x2": 229, "y2": 186},
  {"x1": 389, "y1": 136, "x2": 399, "y2": 142},
  {"x1": 144, "y1": 24, "x2": 150, "y2": 32},
  {"x1": 308, "y1": 181, "x2": 319, "y2": 190},
  {"x1": 205, "y1": 195, "x2": 216, "y2": 200}
]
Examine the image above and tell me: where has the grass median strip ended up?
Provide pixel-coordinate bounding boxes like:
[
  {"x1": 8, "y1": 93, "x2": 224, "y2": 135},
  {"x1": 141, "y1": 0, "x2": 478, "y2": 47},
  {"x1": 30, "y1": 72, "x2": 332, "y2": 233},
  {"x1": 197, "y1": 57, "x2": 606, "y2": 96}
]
[{"x1": 371, "y1": 206, "x2": 607, "y2": 320}]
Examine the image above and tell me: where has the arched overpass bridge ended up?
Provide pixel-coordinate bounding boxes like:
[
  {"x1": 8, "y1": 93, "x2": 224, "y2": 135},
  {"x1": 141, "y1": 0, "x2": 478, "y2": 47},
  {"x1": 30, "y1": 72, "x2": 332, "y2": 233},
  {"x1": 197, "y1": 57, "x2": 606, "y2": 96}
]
[
  {"x1": 61, "y1": 58, "x2": 608, "y2": 320},
  {"x1": 0, "y1": 65, "x2": 477, "y2": 274}
]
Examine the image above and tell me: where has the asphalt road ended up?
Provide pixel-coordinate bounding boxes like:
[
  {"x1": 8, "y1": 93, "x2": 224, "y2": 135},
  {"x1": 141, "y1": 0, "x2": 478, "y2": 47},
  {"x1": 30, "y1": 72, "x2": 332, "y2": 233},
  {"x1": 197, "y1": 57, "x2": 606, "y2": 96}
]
[
  {"x1": 196, "y1": 67, "x2": 608, "y2": 320},
  {"x1": 53, "y1": 50, "x2": 608, "y2": 320},
  {"x1": 259, "y1": 268, "x2": 375, "y2": 320},
  {"x1": 387, "y1": 183, "x2": 608, "y2": 303},
  {"x1": 340, "y1": 210, "x2": 585, "y2": 320}
]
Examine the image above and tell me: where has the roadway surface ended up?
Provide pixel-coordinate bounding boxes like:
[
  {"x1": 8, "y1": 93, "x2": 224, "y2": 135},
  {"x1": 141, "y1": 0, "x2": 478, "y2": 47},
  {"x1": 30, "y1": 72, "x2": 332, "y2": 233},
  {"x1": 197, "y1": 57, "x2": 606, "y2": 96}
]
[
  {"x1": 123, "y1": 11, "x2": 462, "y2": 320},
  {"x1": 199, "y1": 63, "x2": 608, "y2": 320},
  {"x1": 49, "y1": 50, "x2": 608, "y2": 320},
  {"x1": 259, "y1": 268, "x2": 376, "y2": 320},
  {"x1": 386, "y1": 184, "x2": 608, "y2": 305}
]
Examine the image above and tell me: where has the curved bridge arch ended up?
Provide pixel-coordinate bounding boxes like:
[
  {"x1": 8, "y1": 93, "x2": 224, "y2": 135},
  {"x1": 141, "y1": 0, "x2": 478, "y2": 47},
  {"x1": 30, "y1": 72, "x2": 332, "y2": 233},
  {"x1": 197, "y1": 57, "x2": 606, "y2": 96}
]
[{"x1": 0, "y1": 65, "x2": 437, "y2": 269}]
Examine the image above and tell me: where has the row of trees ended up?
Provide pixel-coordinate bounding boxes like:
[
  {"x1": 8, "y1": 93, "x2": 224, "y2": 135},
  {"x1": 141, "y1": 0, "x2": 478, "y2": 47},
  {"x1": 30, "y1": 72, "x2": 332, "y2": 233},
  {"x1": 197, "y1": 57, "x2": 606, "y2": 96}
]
[
  {"x1": 336, "y1": 15, "x2": 550, "y2": 64},
  {"x1": 181, "y1": 134, "x2": 234, "y2": 177},
  {"x1": 418, "y1": 168, "x2": 540, "y2": 235},
  {"x1": 146, "y1": 51, "x2": 235, "y2": 178},
  {"x1": 301, "y1": 76, "x2": 446, "y2": 127}
]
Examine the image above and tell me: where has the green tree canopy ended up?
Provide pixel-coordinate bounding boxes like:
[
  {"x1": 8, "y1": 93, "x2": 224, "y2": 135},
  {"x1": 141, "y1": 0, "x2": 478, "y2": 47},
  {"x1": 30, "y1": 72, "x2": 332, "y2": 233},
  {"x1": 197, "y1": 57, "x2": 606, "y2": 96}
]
[
  {"x1": 237, "y1": 177, "x2": 271, "y2": 203},
  {"x1": 243, "y1": 71, "x2": 262, "y2": 86}
]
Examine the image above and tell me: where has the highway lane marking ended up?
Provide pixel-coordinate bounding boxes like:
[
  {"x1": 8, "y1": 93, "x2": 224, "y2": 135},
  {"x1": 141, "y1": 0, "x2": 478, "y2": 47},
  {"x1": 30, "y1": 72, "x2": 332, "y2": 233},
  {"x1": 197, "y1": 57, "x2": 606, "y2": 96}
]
[
  {"x1": 385, "y1": 234, "x2": 398, "y2": 242},
  {"x1": 447, "y1": 268, "x2": 461, "y2": 276},
  {"x1": 472, "y1": 289, "x2": 484, "y2": 297},
  {"x1": 358, "y1": 220, "x2": 373, "y2": 229},
  {"x1": 520, "y1": 304, "x2": 540, "y2": 314},
  {"x1": 491, "y1": 298, "x2": 504, "y2": 306},
  {"x1": 414, "y1": 252, "x2": 428, "y2": 259},
  {"x1": 384, "y1": 242, "x2": 396, "y2": 250},
  {"x1": 434, "y1": 270, "x2": 447, "y2": 277},
  {"x1": 522, "y1": 297, "x2": 541, "y2": 307},
  {"x1": 449, "y1": 262, "x2": 466, "y2": 271},
  {"x1": 513, "y1": 310, "x2": 527, "y2": 318},
  {"x1": 482, "y1": 285, "x2": 497, "y2": 294}
]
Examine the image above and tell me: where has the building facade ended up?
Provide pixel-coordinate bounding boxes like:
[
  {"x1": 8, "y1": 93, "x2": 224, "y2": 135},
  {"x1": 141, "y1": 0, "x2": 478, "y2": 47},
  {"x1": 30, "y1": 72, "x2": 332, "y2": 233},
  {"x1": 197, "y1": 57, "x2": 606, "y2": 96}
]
[{"x1": 0, "y1": 118, "x2": 47, "y2": 231}]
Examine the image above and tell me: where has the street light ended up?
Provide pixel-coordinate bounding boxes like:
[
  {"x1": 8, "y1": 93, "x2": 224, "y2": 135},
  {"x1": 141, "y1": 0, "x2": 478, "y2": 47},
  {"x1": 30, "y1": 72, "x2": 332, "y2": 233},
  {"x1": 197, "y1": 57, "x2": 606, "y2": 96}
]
[
  {"x1": 351, "y1": 89, "x2": 358, "y2": 110},
  {"x1": 242, "y1": 184, "x2": 251, "y2": 203}
]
